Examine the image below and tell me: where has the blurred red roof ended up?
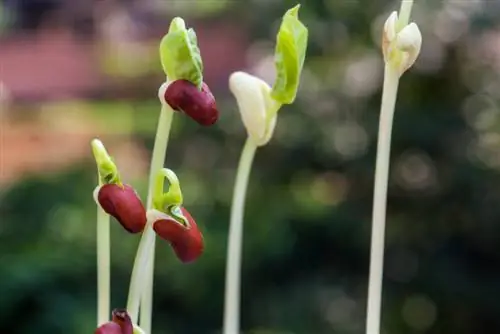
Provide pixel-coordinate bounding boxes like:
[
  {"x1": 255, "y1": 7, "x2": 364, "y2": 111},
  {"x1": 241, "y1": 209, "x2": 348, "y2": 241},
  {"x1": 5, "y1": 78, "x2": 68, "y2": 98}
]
[
  {"x1": 0, "y1": 22, "x2": 248, "y2": 100},
  {"x1": 0, "y1": 19, "x2": 249, "y2": 184}
]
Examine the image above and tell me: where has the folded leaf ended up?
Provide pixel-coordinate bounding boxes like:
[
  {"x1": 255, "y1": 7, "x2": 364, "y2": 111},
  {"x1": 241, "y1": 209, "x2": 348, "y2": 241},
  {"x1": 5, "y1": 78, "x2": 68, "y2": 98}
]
[
  {"x1": 271, "y1": 4, "x2": 308, "y2": 104},
  {"x1": 159, "y1": 17, "x2": 203, "y2": 88}
]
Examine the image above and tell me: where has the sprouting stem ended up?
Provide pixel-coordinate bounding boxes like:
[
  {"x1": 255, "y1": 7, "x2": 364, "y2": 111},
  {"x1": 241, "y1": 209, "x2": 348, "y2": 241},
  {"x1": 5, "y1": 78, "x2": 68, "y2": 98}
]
[
  {"x1": 365, "y1": 65, "x2": 399, "y2": 334},
  {"x1": 97, "y1": 177, "x2": 111, "y2": 326},
  {"x1": 222, "y1": 138, "x2": 258, "y2": 334},
  {"x1": 396, "y1": 0, "x2": 414, "y2": 32},
  {"x1": 127, "y1": 102, "x2": 174, "y2": 329},
  {"x1": 365, "y1": 2, "x2": 414, "y2": 333}
]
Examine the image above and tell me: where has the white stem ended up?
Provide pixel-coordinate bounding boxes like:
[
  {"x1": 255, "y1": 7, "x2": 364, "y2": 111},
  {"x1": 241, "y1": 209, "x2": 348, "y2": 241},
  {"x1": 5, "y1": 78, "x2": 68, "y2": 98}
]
[
  {"x1": 365, "y1": 65, "x2": 400, "y2": 334},
  {"x1": 97, "y1": 200, "x2": 111, "y2": 326},
  {"x1": 127, "y1": 103, "x2": 174, "y2": 327},
  {"x1": 397, "y1": 0, "x2": 414, "y2": 30},
  {"x1": 139, "y1": 242, "x2": 155, "y2": 332},
  {"x1": 223, "y1": 138, "x2": 258, "y2": 334},
  {"x1": 365, "y1": 2, "x2": 416, "y2": 331}
]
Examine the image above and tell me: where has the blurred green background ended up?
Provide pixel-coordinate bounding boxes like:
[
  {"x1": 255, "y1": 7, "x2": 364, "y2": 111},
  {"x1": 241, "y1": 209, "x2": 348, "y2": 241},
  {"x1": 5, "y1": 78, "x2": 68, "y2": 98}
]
[{"x1": 2, "y1": 0, "x2": 500, "y2": 333}]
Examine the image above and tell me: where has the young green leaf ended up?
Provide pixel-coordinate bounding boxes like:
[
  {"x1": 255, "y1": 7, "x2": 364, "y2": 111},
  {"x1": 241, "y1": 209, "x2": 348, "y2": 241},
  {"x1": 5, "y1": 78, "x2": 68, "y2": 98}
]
[
  {"x1": 91, "y1": 139, "x2": 121, "y2": 185},
  {"x1": 159, "y1": 17, "x2": 203, "y2": 89},
  {"x1": 271, "y1": 4, "x2": 308, "y2": 104}
]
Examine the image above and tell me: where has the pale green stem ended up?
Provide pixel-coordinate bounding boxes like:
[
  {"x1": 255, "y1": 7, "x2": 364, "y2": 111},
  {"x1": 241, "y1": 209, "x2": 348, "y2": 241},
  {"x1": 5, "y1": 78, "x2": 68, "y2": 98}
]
[
  {"x1": 127, "y1": 103, "x2": 174, "y2": 327},
  {"x1": 97, "y1": 180, "x2": 111, "y2": 326},
  {"x1": 365, "y1": 65, "x2": 399, "y2": 334},
  {"x1": 222, "y1": 138, "x2": 258, "y2": 334},
  {"x1": 397, "y1": 0, "x2": 414, "y2": 31},
  {"x1": 140, "y1": 104, "x2": 177, "y2": 333},
  {"x1": 140, "y1": 247, "x2": 155, "y2": 332},
  {"x1": 365, "y1": 2, "x2": 415, "y2": 333}
]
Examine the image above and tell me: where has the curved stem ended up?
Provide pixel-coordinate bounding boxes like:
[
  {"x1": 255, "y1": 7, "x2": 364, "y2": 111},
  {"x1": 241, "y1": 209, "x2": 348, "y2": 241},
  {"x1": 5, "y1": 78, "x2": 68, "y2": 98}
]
[
  {"x1": 365, "y1": 65, "x2": 400, "y2": 334},
  {"x1": 153, "y1": 168, "x2": 183, "y2": 211},
  {"x1": 222, "y1": 138, "x2": 258, "y2": 334},
  {"x1": 97, "y1": 181, "x2": 111, "y2": 326},
  {"x1": 127, "y1": 103, "x2": 174, "y2": 327}
]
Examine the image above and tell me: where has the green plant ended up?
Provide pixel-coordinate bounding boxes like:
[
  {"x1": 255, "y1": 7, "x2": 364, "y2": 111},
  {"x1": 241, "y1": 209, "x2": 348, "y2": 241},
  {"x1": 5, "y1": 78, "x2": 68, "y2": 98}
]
[
  {"x1": 223, "y1": 5, "x2": 309, "y2": 334},
  {"x1": 366, "y1": 1, "x2": 422, "y2": 334},
  {"x1": 92, "y1": 16, "x2": 218, "y2": 334}
]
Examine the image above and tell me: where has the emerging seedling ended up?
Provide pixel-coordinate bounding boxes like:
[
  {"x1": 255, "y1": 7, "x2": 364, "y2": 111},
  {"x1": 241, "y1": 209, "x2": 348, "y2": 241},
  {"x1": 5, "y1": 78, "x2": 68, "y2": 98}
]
[
  {"x1": 92, "y1": 139, "x2": 147, "y2": 326},
  {"x1": 92, "y1": 139, "x2": 147, "y2": 234},
  {"x1": 149, "y1": 168, "x2": 204, "y2": 263},
  {"x1": 365, "y1": 1, "x2": 422, "y2": 334},
  {"x1": 126, "y1": 168, "x2": 202, "y2": 326},
  {"x1": 125, "y1": 16, "x2": 215, "y2": 333},
  {"x1": 223, "y1": 5, "x2": 308, "y2": 334},
  {"x1": 158, "y1": 18, "x2": 219, "y2": 126}
]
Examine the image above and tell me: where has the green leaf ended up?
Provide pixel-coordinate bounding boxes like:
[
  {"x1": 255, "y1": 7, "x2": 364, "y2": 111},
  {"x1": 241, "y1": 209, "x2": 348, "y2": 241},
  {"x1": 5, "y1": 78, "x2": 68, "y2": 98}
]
[
  {"x1": 91, "y1": 139, "x2": 121, "y2": 185},
  {"x1": 271, "y1": 4, "x2": 309, "y2": 104},
  {"x1": 159, "y1": 17, "x2": 203, "y2": 88}
]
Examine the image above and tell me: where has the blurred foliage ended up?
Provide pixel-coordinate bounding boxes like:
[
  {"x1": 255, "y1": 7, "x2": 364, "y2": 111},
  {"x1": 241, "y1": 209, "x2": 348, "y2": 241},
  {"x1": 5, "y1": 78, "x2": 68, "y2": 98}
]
[{"x1": 2, "y1": 0, "x2": 500, "y2": 333}]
